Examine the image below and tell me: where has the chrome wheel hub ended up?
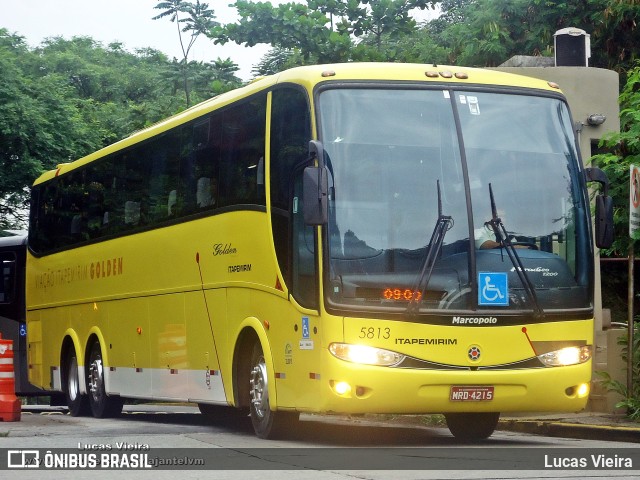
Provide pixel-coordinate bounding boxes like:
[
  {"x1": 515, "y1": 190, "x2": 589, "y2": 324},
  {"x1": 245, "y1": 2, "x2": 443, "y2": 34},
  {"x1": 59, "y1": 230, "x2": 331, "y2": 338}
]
[
  {"x1": 250, "y1": 360, "x2": 268, "y2": 419},
  {"x1": 68, "y1": 357, "x2": 79, "y2": 401},
  {"x1": 88, "y1": 356, "x2": 103, "y2": 401}
]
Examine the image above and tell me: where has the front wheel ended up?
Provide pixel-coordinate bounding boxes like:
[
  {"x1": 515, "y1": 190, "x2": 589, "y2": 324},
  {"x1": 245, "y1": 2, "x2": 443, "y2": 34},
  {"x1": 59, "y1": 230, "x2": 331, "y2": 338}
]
[
  {"x1": 445, "y1": 412, "x2": 500, "y2": 441},
  {"x1": 86, "y1": 340, "x2": 124, "y2": 418},
  {"x1": 249, "y1": 342, "x2": 298, "y2": 439}
]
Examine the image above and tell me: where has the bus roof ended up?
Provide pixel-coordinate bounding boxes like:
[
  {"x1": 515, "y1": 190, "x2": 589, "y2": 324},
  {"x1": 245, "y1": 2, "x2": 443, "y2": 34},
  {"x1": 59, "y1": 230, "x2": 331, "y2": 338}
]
[
  {"x1": 33, "y1": 62, "x2": 561, "y2": 186},
  {"x1": 274, "y1": 62, "x2": 559, "y2": 91}
]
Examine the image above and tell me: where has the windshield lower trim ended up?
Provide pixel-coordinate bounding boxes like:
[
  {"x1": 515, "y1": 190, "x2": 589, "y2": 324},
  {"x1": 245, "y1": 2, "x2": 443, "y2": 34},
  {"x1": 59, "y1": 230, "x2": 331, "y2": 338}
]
[{"x1": 323, "y1": 302, "x2": 593, "y2": 326}]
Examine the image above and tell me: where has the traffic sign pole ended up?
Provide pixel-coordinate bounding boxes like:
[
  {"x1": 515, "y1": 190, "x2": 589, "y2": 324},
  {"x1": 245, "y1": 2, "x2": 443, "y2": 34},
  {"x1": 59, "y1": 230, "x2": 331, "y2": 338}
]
[{"x1": 628, "y1": 165, "x2": 639, "y2": 404}]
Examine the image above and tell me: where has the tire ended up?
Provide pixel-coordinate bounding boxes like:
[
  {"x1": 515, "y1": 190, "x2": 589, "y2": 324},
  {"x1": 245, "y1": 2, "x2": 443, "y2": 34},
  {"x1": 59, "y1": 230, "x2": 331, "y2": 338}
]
[
  {"x1": 86, "y1": 340, "x2": 124, "y2": 418},
  {"x1": 249, "y1": 342, "x2": 298, "y2": 439},
  {"x1": 63, "y1": 349, "x2": 90, "y2": 417},
  {"x1": 445, "y1": 412, "x2": 500, "y2": 441}
]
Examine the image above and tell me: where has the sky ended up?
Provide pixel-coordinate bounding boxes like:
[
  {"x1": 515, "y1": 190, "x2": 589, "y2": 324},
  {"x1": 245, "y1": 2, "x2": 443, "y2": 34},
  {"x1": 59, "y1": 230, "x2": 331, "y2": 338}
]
[{"x1": 1, "y1": 0, "x2": 288, "y2": 80}]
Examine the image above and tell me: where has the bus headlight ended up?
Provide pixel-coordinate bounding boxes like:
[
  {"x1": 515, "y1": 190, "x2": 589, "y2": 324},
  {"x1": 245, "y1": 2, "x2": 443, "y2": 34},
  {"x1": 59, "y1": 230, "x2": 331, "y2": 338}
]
[
  {"x1": 329, "y1": 343, "x2": 405, "y2": 366},
  {"x1": 538, "y1": 346, "x2": 592, "y2": 367}
]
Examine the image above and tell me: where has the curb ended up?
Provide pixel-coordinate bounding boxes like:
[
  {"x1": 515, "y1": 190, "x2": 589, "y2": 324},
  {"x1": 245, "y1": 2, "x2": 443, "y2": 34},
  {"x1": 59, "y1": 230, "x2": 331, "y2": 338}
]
[{"x1": 498, "y1": 419, "x2": 640, "y2": 443}]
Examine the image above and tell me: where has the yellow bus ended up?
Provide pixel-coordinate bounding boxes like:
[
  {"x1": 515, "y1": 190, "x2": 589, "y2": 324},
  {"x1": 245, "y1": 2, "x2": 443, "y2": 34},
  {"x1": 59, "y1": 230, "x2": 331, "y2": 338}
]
[{"x1": 26, "y1": 63, "x2": 613, "y2": 440}]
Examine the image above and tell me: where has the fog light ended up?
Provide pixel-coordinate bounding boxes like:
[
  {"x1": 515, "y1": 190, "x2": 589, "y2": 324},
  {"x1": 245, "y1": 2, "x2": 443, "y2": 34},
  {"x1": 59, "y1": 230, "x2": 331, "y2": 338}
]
[
  {"x1": 333, "y1": 381, "x2": 351, "y2": 396},
  {"x1": 566, "y1": 383, "x2": 590, "y2": 398},
  {"x1": 577, "y1": 383, "x2": 589, "y2": 397}
]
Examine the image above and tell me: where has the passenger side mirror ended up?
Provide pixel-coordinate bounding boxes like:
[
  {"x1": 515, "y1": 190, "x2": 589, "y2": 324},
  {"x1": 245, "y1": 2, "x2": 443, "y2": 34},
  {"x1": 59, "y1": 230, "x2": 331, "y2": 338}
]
[
  {"x1": 585, "y1": 167, "x2": 614, "y2": 249},
  {"x1": 594, "y1": 194, "x2": 613, "y2": 249}
]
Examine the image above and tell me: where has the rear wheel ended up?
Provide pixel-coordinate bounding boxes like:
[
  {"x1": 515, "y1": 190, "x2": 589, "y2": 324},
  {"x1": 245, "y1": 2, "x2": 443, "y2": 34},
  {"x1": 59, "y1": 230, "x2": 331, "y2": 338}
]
[
  {"x1": 86, "y1": 340, "x2": 124, "y2": 418},
  {"x1": 249, "y1": 342, "x2": 298, "y2": 439},
  {"x1": 445, "y1": 412, "x2": 500, "y2": 441},
  {"x1": 63, "y1": 349, "x2": 89, "y2": 417}
]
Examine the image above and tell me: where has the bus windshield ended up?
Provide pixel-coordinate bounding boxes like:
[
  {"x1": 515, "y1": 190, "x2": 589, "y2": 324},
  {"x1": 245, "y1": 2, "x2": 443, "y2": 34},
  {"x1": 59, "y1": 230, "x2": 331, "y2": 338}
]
[{"x1": 319, "y1": 87, "x2": 592, "y2": 317}]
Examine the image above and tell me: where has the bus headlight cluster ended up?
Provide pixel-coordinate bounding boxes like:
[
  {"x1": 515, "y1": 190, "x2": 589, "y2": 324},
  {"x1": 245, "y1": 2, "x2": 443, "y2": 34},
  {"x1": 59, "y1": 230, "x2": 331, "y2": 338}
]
[
  {"x1": 329, "y1": 343, "x2": 405, "y2": 366},
  {"x1": 538, "y1": 346, "x2": 592, "y2": 367}
]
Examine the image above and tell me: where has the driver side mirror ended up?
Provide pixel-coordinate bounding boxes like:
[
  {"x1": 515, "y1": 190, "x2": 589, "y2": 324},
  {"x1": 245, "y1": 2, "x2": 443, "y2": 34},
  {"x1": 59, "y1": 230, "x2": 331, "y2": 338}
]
[
  {"x1": 585, "y1": 167, "x2": 614, "y2": 249},
  {"x1": 303, "y1": 166, "x2": 328, "y2": 225},
  {"x1": 302, "y1": 140, "x2": 329, "y2": 225}
]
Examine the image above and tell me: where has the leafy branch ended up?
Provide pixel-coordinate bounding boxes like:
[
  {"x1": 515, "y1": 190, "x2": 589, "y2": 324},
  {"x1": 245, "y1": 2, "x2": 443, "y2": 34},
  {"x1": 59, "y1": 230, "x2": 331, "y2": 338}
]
[{"x1": 153, "y1": 0, "x2": 218, "y2": 106}]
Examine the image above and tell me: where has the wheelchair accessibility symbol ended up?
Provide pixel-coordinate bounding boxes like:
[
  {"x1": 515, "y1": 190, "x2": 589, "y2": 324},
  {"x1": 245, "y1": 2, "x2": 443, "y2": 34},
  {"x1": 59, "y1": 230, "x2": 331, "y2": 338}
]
[{"x1": 478, "y1": 272, "x2": 509, "y2": 306}]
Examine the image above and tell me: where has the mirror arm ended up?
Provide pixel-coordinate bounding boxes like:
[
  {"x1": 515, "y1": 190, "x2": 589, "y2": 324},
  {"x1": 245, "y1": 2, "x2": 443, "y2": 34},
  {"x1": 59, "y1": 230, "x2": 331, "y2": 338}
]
[{"x1": 585, "y1": 167, "x2": 609, "y2": 197}]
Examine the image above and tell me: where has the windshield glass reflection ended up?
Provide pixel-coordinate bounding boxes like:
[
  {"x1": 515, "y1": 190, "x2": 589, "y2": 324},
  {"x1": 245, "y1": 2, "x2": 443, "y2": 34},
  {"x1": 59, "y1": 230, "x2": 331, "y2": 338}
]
[{"x1": 318, "y1": 87, "x2": 592, "y2": 316}]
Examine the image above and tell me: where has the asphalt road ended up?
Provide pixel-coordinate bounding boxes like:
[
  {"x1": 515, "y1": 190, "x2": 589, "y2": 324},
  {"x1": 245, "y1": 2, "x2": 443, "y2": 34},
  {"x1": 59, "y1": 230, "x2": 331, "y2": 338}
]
[{"x1": 0, "y1": 404, "x2": 638, "y2": 479}]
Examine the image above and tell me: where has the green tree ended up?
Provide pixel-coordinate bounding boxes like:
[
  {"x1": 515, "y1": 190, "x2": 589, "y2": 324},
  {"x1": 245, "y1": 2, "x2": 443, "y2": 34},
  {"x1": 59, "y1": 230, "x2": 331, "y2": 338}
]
[
  {"x1": 592, "y1": 64, "x2": 640, "y2": 256},
  {"x1": 213, "y1": 1, "x2": 434, "y2": 68},
  {"x1": 307, "y1": 0, "x2": 348, "y2": 30},
  {"x1": 252, "y1": 47, "x2": 303, "y2": 77},
  {"x1": 338, "y1": 0, "x2": 432, "y2": 49},
  {"x1": 0, "y1": 32, "x2": 40, "y2": 227},
  {"x1": 210, "y1": 57, "x2": 243, "y2": 95},
  {"x1": 0, "y1": 32, "x2": 104, "y2": 226},
  {"x1": 383, "y1": 24, "x2": 450, "y2": 65},
  {"x1": 595, "y1": 0, "x2": 640, "y2": 73},
  {"x1": 213, "y1": 0, "x2": 352, "y2": 64},
  {"x1": 225, "y1": 0, "x2": 625, "y2": 69},
  {"x1": 0, "y1": 30, "x2": 243, "y2": 228},
  {"x1": 427, "y1": 0, "x2": 640, "y2": 73},
  {"x1": 153, "y1": 0, "x2": 218, "y2": 106}
]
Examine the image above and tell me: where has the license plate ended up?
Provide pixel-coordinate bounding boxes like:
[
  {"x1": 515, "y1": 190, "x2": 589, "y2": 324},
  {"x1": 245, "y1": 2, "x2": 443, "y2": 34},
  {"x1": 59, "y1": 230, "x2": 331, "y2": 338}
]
[{"x1": 450, "y1": 386, "x2": 494, "y2": 401}]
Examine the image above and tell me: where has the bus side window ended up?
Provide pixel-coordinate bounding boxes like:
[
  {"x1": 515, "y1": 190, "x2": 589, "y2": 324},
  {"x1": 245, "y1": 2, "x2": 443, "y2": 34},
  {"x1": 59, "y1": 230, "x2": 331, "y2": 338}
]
[
  {"x1": 292, "y1": 170, "x2": 318, "y2": 308},
  {"x1": 270, "y1": 86, "x2": 313, "y2": 305},
  {"x1": 105, "y1": 154, "x2": 128, "y2": 234},
  {"x1": 0, "y1": 253, "x2": 16, "y2": 304},
  {"x1": 146, "y1": 133, "x2": 181, "y2": 221},
  {"x1": 36, "y1": 184, "x2": 59, "y2": 252},
  {"x1": 218, "y1": 95, "x2": 266, "y2": 207},
  {"x1": 191, "y1": 117, "x2": 219, "y2": 211},
  {"x1": 194, "y1": 148, "x2": 219, "y2": 211}
]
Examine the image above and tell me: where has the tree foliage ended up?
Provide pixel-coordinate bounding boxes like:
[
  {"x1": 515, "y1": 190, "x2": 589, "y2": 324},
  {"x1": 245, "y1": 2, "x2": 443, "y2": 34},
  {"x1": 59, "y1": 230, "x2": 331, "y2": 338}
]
[
  {"x1": 0, "y1": 29, "x2": 240, "y2": 228},
  {"x1": 214, "y1": 0, "x2": 640, "y2": 74},
  {"x1": 213, "y1": 0, "x2": 436, "y2": 66},
  {"x1": 592, "y1": 65, "x2": 640, "y2": 256},
  {"x1": 153, "y1": 0, "x2": 219, "y2": 106},
  {"x1": 425, "y1": 0, "x2": 640, "y2": 73}
]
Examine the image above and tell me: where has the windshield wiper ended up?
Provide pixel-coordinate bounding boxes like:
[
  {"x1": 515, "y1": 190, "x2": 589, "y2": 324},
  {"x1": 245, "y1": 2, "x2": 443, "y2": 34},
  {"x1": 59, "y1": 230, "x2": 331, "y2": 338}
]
[
  {"x1": 407, "y1": 180, "x2": 453, "y2": 314},
  {"x1": 486, "y1": 183, "x2": 543, "y2": 317}
]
